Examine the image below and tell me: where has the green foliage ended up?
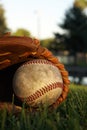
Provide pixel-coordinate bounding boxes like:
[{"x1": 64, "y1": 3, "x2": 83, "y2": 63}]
[
  {"x1": 54, "y1": 5, "x2": 87, "y2": 55},
  {"x1": 60, "y1": 6, "x2": 87, "y2": 54},
  {"x1": 13, "y1": 28, "x2": 31, "y2": 37},
  {"x1": 0, "y1": 85, "x2": 87, "y2": 130},
  {"x1": 74, "y1": 0, "x2": 87, "y2": 9},
  {"x1": 48, "y1": 35, "x2": 66, "y2": 55},
  {"x1": 40, "y1": 38, "x2": 54, "y2": 48},
  {"x1": 40, "y1": 38, "x2": 64, "y2": 55},
  {"x1": 0, "y1": 5, "x2": 9, "y2": 35}
]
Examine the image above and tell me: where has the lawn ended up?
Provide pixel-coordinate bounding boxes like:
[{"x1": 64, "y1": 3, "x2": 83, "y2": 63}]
[{"x1": 0, "y1": 84, "x2": 87, "y2": 130}]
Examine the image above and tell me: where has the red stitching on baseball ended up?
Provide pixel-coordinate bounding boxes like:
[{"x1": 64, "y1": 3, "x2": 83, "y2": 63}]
[
  {"x1": 16, "y1": 59, "x2": 64, "y2": 105},
  {"x1": 18, "y1": 82, "x2": 63, "y2": 103},
  {"x1": 23, "y1": 59, "x2": 57, "y2": 68}
]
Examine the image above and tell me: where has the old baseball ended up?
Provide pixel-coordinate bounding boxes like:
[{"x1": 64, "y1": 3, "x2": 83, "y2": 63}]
[{"x1": 13, "y1": 59, "x2": 63, "y2": 107}]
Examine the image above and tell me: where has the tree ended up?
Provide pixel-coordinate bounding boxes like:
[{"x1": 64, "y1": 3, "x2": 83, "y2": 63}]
[
  {"x1": 48, "y1": 33, "x2": 66, "y2": 55},
  {"x1": 40, "y1": 38, "x2": 54, "y2": 48},
  {"x1": 74, "y1": 0, "x2": 87, "y2": 9},
  {"x1": 13, "y1": 28, "x2": 31, "y2": 37},
  {"x1": 0, "y1": 5, "x2": 8, "y2": 35},
  {"x1": 54, "y1": 5, "x2": 87, "y2": 57}
]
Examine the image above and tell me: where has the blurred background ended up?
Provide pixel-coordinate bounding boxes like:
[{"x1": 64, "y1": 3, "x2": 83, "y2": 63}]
[{"x1": 0, "y1": 0, "x2": 87, "y2": 85}]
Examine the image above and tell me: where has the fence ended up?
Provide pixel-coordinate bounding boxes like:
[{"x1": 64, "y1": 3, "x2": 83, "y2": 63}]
[
  {"x1": 57, "y1": 54, "x2": 87, "y2": 65},
  {"x1": 56, "y1": 54, "x2": 87, "y2": 85}
]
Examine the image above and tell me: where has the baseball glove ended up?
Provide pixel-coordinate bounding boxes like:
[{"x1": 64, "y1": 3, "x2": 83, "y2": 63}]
[{"x1": 0, "y1": 35, "x2": 70, "y2": 114}]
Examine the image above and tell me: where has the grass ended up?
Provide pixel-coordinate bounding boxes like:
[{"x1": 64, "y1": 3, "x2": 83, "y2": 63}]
[{"x1": 0, "y1": 84, "x2": 87, "y2": 130}]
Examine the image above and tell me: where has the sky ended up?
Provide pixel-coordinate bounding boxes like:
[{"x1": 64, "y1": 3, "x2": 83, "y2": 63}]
[{"x1": 0, "y1": 0, "x2": 74, "y2": 39}]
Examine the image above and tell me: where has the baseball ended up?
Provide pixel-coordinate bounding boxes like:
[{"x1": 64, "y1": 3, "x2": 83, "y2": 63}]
[{"x1": 13, "y1": 59, "x2": 63, "y2": 107}]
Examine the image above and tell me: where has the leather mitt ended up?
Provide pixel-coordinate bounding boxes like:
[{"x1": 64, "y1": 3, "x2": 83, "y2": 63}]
[{"x1": 0, "y1": 35, "x2": 70, "y2": 114}]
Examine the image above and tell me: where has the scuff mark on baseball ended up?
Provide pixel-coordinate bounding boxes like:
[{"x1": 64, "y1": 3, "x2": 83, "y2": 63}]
[{"x1": 13, "y1": 59, "x2": 63, "y2": 107}]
